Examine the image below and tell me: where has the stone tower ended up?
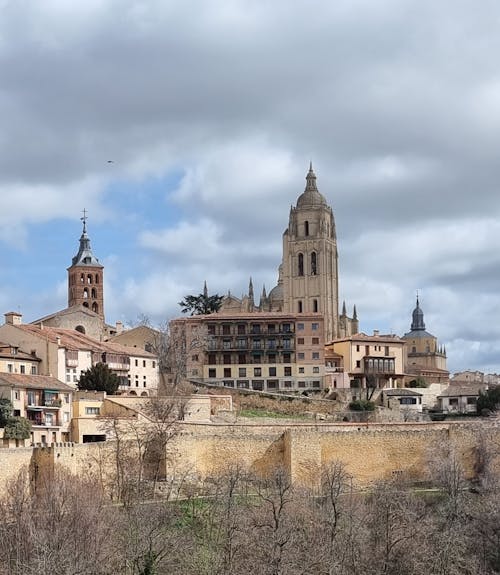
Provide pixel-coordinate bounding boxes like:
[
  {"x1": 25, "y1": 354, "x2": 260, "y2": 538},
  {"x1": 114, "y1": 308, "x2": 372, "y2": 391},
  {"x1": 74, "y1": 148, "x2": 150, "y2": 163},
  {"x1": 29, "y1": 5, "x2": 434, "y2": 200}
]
[
  {"x1": 67, "y1": 212, "x2": 104, "y2": 318},
  {"x1": 281, "y1": 164, "x2": 339, "y2": 341}
]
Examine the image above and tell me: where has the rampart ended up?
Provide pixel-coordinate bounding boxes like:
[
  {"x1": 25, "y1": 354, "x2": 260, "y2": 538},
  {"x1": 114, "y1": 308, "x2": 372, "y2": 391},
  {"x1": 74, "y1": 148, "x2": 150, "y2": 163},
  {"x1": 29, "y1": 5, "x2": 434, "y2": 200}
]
[{"x1": 0, "y1": 421, "x2": 499, "y2": 491}]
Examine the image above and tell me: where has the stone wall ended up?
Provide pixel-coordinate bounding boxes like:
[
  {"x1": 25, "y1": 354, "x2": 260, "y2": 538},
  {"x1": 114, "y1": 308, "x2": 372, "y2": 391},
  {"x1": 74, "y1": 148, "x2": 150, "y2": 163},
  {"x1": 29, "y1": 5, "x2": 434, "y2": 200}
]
[{"x1": 0, "y1": 421, "x2": 499, "y2": 492}]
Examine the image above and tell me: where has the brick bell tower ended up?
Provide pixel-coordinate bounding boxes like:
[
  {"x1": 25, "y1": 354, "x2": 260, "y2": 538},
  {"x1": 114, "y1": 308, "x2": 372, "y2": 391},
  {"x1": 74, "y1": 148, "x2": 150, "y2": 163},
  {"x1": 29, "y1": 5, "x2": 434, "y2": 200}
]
[{"x1": 67, "y1": 210, "x2": 104, "y2": 319}]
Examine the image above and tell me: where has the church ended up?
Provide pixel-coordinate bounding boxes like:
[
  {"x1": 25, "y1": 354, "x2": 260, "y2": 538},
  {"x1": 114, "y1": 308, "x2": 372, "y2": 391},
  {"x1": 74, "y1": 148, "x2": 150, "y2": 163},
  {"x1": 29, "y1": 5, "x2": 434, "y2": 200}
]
[{"x1": 217, "y1": 163, "x2": 358, "y2": 341}]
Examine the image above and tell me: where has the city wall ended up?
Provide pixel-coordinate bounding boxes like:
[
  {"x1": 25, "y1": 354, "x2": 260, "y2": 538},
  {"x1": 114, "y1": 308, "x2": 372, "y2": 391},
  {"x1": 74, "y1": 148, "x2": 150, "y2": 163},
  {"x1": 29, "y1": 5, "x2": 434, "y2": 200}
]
[{"x1": 0, "y1": 421, "x2": 499, "y2": 491}]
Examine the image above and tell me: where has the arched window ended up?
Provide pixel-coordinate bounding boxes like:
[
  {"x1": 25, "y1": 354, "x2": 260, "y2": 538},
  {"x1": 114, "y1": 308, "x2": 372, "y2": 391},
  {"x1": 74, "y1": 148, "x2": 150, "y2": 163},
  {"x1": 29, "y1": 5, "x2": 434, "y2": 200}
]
[
  {"x1": 298, "y1": 301, "x2": 303, "y2": 313},
  {"x1": 80, "y1": 273, "x2": 85, "y2": 283},
  {"x1": 298, "y1": 253, "x2": 304, "y2": 276},
  {"x1": 92, "y1": 302, "x2": 99, "y2": 313},
  {"x1": 311, "y1": 252, "x2": 317, "y2": 275},
  {"x1": 87, "y1": 274, "x2": 92, "y2": 284},
  {"x1": 91, "y1": 288, "x2": 97, "y2": 298},
  {"x1": 95, "y1": 274, "x2": 99, "y2": 284},
  {"x1": 304, "y1": 221, "x2": 309, "y2": 236},
  {"x1": 75, "y1": 325, "x2": 86, "y2": 334},
  {"x1": 83, "y1": 288, "x2": 89, "y2": 299},
  {"x1": 313, "y1": 299, "x2": 318, "y2": 312},
  {"x1": 83, "y1": 302, "x2": 89, "y2": 308}
]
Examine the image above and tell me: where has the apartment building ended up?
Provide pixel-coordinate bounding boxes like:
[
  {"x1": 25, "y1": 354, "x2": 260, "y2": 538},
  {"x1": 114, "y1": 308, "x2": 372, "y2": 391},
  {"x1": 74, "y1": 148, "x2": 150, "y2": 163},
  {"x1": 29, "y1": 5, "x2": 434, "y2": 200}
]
[
  {"x1": 0, "y1": 373, "x2": 73, "y2": 444},
  {"x1": 0, "y1": 313, "x2": 159, "y2": 395},
  {"x1": 174, "y1": 312, "x2": 325, "y2": 393},
  {"x1": 326, "y1": 332, "x2": 406, "y2": 389}
]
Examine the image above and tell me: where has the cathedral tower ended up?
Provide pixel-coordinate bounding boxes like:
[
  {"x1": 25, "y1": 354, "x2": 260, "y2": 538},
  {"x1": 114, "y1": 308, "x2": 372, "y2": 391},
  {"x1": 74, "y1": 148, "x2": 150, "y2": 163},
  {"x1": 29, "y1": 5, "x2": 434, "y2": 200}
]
[
  {"x1": 67, "y1": 212, "x2": 104, "y2": 318},
  {"x1": 281, "y1": 164, "x2": 339, "y2": 341}
]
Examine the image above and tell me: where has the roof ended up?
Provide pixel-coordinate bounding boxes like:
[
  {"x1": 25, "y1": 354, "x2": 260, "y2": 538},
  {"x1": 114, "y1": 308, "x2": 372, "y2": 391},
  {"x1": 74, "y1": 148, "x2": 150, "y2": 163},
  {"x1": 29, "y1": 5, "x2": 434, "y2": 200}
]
[
  {"x1": 438, "y1": 385, "x2": 486, "y2": 398},
  {"x1": 329, "y1": 332, "x2": 404, "y2": 345},
  {"x1": 8, "y1": 325, "x2": 156, "y2": 357},
  {"x1": 0, "y1": 342, "x2": 41, "y2": 362},
  {"x1": 296, "y1": 164, "x2": 328, "y2": 209},
  {"x1": 383, "y1": 388, "x2": 422, "y2": 397},
  {"x1": 403, "y1": 330, "x2": 436, "y2": 339},
  {"x1": 0, "y1": 373, "x2": 74, "y2": 391}
]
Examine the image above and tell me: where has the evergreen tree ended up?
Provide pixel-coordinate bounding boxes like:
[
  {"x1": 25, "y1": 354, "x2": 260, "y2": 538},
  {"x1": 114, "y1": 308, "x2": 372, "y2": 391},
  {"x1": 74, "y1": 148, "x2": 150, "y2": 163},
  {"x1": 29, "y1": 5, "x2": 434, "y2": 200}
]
[{"x1": 77, "y1": 362, "x2": 121, "y2": 395}]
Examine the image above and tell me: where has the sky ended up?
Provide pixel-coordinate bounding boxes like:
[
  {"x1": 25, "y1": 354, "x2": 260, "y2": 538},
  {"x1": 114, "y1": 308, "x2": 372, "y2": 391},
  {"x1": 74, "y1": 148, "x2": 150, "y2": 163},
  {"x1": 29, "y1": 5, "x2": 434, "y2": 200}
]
[{"x1": 1, "y1": 0, "x2": 500, "y2": 375}]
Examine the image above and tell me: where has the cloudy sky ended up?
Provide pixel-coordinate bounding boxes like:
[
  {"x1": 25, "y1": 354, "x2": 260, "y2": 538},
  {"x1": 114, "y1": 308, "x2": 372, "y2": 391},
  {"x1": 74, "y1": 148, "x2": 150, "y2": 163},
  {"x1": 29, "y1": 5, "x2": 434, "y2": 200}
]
[{"x1": 1, "y1": 0, "x2": 500, "y2": 374}]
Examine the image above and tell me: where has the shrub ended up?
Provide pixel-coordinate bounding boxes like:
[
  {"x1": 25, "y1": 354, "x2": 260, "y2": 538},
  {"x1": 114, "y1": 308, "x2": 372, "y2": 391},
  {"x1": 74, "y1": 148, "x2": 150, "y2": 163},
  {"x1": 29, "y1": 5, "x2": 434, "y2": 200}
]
[
  {"x1": 349, "y1": 399, "x2": 375, "y2": 411},
  {"x1": 408, "y1": 377, "x2": 428, "y2": 388},
  {"x1": 3, "y1": 417, "x2": 31, "y2": 440}
]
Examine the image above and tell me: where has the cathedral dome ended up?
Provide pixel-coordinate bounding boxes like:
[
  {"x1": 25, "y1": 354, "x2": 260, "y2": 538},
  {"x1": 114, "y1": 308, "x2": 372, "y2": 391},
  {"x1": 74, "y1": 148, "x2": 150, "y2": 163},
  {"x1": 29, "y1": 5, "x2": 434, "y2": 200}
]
[
  {"x1": 268, "y1": 283, "x2": 283, "y2": 303},
  {"x1": 296, "y1": 163, "x2": 328, "y2": 208}
]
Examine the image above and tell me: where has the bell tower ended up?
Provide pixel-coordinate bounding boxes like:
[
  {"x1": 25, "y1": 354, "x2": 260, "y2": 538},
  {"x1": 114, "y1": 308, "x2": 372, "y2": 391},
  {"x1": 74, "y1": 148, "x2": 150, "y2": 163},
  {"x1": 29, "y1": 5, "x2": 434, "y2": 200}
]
[
  {"x1": 67, "y1": 210, "x2": 104, "y2": 319},
  {"x1": 281, "y1": 164, "x2": 339, "y2": 341}
]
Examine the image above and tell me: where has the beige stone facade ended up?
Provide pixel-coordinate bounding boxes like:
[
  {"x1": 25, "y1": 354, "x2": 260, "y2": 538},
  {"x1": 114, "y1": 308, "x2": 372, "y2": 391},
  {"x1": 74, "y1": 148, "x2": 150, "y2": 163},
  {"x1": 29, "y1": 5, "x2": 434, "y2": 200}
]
[{"x1": 326, "y1": 332, "x2": 406, "y2": 389}]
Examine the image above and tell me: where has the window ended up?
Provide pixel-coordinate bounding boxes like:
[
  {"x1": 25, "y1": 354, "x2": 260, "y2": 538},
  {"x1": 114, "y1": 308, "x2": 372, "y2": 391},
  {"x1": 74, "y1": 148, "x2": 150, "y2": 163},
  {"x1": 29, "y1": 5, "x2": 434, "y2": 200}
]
[
  {"x1": 143, "y1": 360, "x2": 146, "y2": 368},
  {"x1": 284, "y1": 366, "x2": 292, "y2": 377},
  {"x1": 7, "y1": 364, "x2": 12, "y2": 373},
  {"x1": 298, "y1": 301, "x2": 303, "y2": 313},
  {"x1": 298, "y1": 367, "x2": 304, "y2": 374},
  {"x1": 224, "y1": 368, "x2": 232, "y2": 378},
  {"x1": 268, "y1": 353, "x2": 276, "y2": 363},
  {"x1": 312, "y1": 323, "x2": 319, "y2": 331},
  {"x1": 239, "y1": 368, "x2": 247, "y2": 377},
  {"x1": 304, "y1": 220, "x2": 309, "y2": 236},
  {"x1": 313, "y1": 299, "x2": 318, "y2": 312},
  {"x1": 298, "y1": 352, "x2": 305, "y2": 360},
  {"x1": 223, "y1": 339, "x2": 231, "y2": 350},
  {"x1": 312, "y1": 337, "x2": 319, "y2": 345},
  {"x1": 91, "y1": 288, "x2": 97, "y2": 298},
  {"x1": 412, "y1": 346, "x2": 416, "y2": 353},
  {"x1": 268, "y1": 324, "x2": 276, "y2": 333},
  {"x1": 237, "y1": 324, "x2": 246, "y2": 335},
  {"x1": 85, "y1": 407, "x2": 100, "y2": 415},
  {"x1": 251, "y1": 324, "x2": 261, "y2": 334},
  {"x1": 208, "y1": 354, "x2": 216, "y2": 365},
  {"x1": 298, "y1": 253, "x2": 304, "y2": 276},
  {"x1": 467, "y1": 397, "x2": 477, "y2": 405},
  {"x1": 19, "y1": 365, "x2": 25, "y2": 374},
  {"x1": 400, "y1": 397, "x2": 417, "y2": 405},
  {"x1": 283, "y1": 353, "x2": 291, "y2": 363},
  {"x1": 297, "y1": 323, "x2": 305, "y2": 331},
  {"x1": 254, "y1": 367, "x2": 262, "y2": 377},
  {"x1": 208, "y1": 325, "x2": 216, "y2": 335},
  {"x1": 312, "y1": 381, "x2": 320, "y2": 388},
  {"x1": 385, "y1": 346, "x2": 389, "y2": 356},
  {"x1": 356, "y1": 360, "x2": 361, "y2": 368},
  {"x1": 267, "y1": 380, "x2": 278, "y2": 390},
  {"x1": 311, "y1": 252, "x2": 317, "y2": 275},
  {"x1": 283, "y1": 338, "x2": 291, "y2": 349},
  {"x1": 14, "y1": 390, "x2": 20, "y2": 400},
  {"x1": 135, "y1": 359, "x2": 138, "y2": 367},
  {"x1": 282, "y1": 323, "x2": 291, "y2": 333},
  {"x1": 284, "y1": 381, "x2": 292, "y2": 388},
  {"x1": 208, "y1": 368, "x2": 216, "y2": 378},
  {"x1": 238, "y1": 353, "x2": 246, "y2": 364},
  {"x1": 298, "y1": 381, "x2": 306, "y2": 388},
  {"x1": 297, "y1": 337, "x2": 305, "y2": 345},
  {"x1": 269, "y1": 367, "x2": 276, "y2": 376},
  {"x1": 237, "y1": 380, "x2": 249, "y2": 389},
  {"x1": 313, "y1": 366, "x2": 320, "y2": 373},
  {"x1": 153, "y1": 361, "x2": 157, "y2": 368},
  {"x1": 312, "y1": 352, "x2": 320, "y2": 359},
  {"x1": 356, "y1": 345, "x2": 360, "y2": 352},
  {"x1": 223, "y1": 354, "x2": 231, "y2": 364}
]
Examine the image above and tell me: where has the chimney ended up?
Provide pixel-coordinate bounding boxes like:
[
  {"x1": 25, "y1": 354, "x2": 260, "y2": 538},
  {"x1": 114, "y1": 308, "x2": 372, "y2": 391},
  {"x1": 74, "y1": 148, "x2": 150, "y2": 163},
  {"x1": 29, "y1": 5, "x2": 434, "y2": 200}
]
[
  {"x1": 373, "y1": 329, "x2": 380, "y2": 337},
  {"x1": 116, "y1": 321, "x2": 124, "y2": 334},
  {"x1": 4, "y1": 312, "x2": 22, "y2": 325}
]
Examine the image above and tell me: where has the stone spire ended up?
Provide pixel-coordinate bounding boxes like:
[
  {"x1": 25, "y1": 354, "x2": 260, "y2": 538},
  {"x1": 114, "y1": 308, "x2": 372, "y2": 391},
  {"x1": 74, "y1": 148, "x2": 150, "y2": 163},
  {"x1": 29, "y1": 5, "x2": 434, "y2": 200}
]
[
  {"x1": 305, "y1": 162, "x2": 318, "y2": 191},
  {"x1": 342, "y1": 300, "x2": 347, "y2": 315},
  {"x1": 353, "y1": 304, "x2": 357, "y2": 320},
  {"x1": 410, "y1": 296, "x2": 426, "y2": 331},
  {"x1": 203, "y1": 280, "x2": 208, "y2": 298}
]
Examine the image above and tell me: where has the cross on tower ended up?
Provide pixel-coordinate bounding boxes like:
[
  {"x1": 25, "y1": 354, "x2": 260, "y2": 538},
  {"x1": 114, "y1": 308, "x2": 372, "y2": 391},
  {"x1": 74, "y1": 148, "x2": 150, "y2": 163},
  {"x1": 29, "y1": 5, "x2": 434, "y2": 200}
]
[{"x1": 81, "y1": 208, "x2": 88, "y2": 233}]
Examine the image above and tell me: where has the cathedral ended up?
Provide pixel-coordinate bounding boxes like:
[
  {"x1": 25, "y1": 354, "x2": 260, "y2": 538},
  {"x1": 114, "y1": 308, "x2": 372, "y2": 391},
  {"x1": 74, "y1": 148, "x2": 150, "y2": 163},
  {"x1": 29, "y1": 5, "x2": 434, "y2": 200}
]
[{"x1": 218, "y1": 164, "x2": 358, "y2": 341}]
